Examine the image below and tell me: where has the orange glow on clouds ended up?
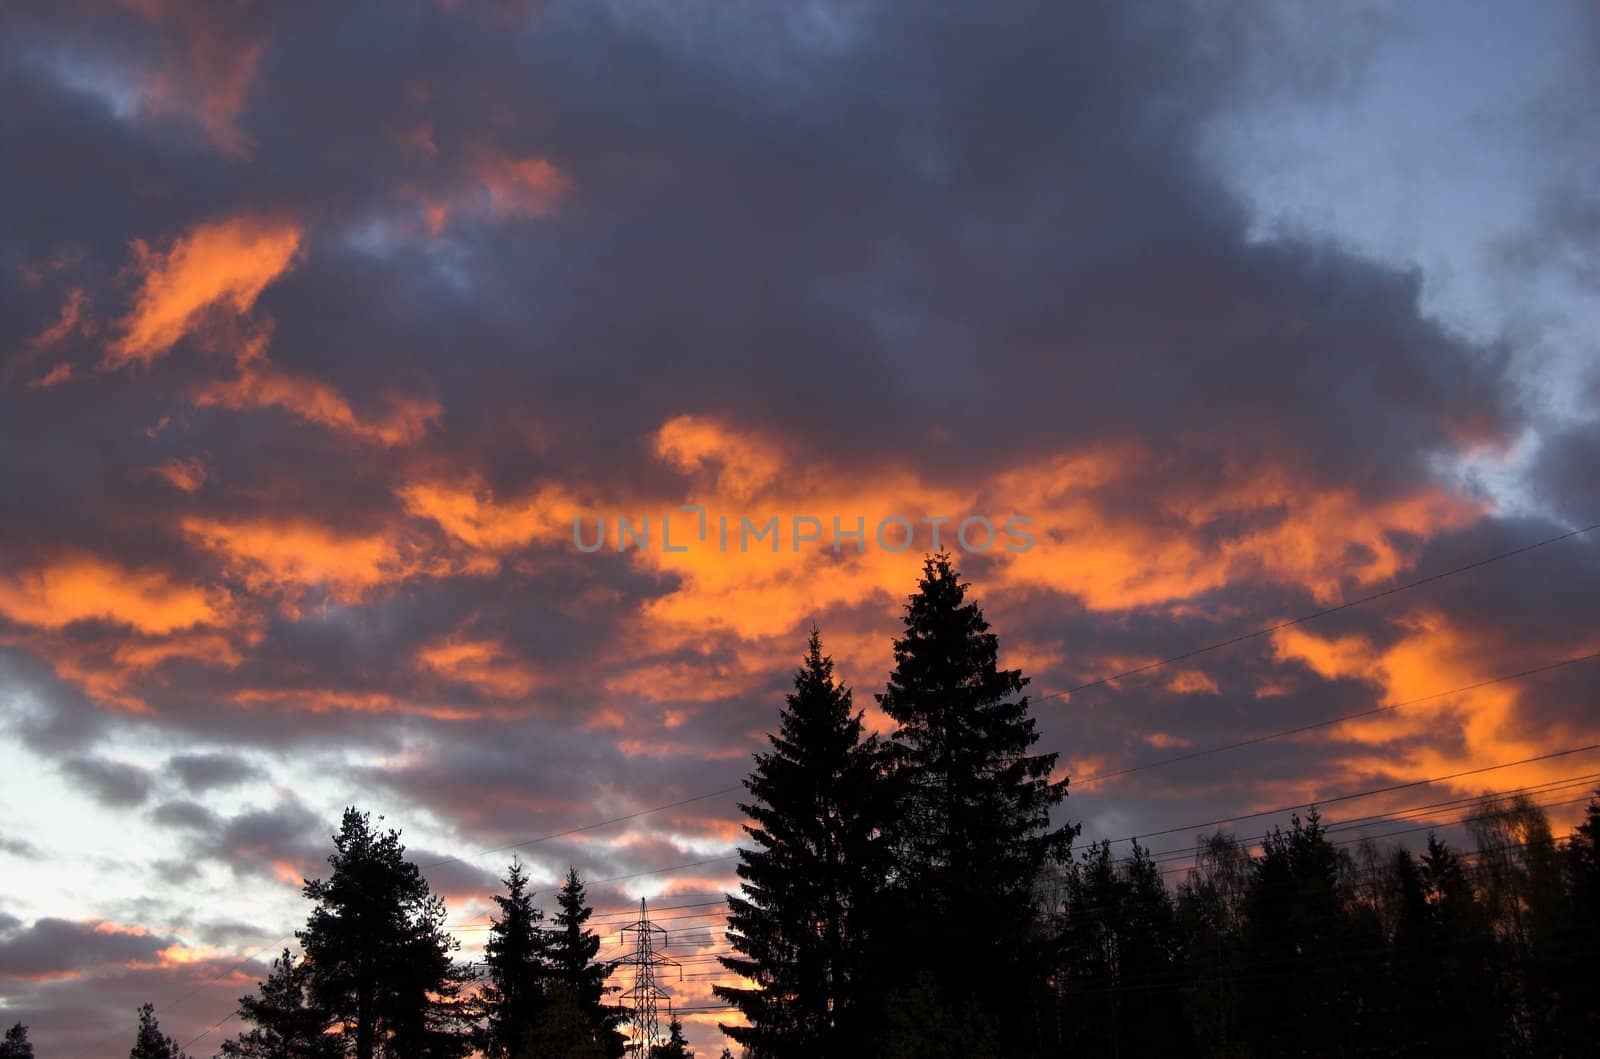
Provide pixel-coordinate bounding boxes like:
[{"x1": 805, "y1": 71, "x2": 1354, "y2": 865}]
[
  {"x1": 417, "y1": 635, "x2": 542, "y2": 699},
  {"x1": 193, "y1": 362, "x2": 441, "y2": 447},
  {"x1": 106, "y1": 214, "x2": 302, "y2": 368},
  {"x1": 0, "y1": 554, "x2": 220, "y2": 635},
  {"x1": 179, "y1": 515, "x2": 423, "y2": 608}
]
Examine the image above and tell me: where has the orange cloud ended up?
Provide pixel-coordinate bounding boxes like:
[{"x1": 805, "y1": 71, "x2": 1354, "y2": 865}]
[
  {"x1": 413, "y1": 149, "x2": 572, "y2": 236},
  {"x1": 417, "y1": 635, "x2": 541, "y2": 698},
  {"x1": 193, "y1": 364, "x2": 441, "y2": 447},
  {"x1": 1, "y1": 625, "x2": 242, "y2": 715},
  {"x1": 472, "y1": 150, "x2": 571, "y2": 220},
  {"x1": 30, "y1": 286, "x2": 92, "y2": 350},
  {"x1": 180, "y1": 515, "x2": 425, "y2": 607},
  {"x1": 107, "y1": 215, "x2": 302, "y2": 369},
  {"x1": 0, "y1": 554, "x2": 220, "y2": 634},
  {"x1": 142, "y1": 455, "x2": 209, "y2": 493},
  {"x1": 994, "y1": 451, "x2": 1483, "y2": 610},
  {"x1": 1166, "y1": 669, "x2": 1220, "y2": 695},
  {"x1": 653, "y1": 415, "x2": 786, "y2": 500},
  {"x1": 398, "y1": 478, "x2": 582, "y2": 555},
  {"x1": 26, "y1": 363, "x2": 75, "y2": 389},
  {"x1": 1271, "y1": 613, "x2": 1600, "y2": 797}
]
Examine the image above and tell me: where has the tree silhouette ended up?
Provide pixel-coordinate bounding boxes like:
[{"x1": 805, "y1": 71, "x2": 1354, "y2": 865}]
[
  {"x1": 649, "y1": 1014, "x2": 693, "y2": 1058},
  {"x1": 530, "y1": 984, "x2": 608, "y2": 1059},
  {"x1": 1058, "y1": 840, "x2": 1188, "y2": 1055},
  {"x1": 220, "y1": 950, "x2": 339, "y2": 1059},
  {"x1": 298, "y1": 808, "x2": 472, "y2": 1059},
  {"x1": 476, "y1": 859, "x2": 553, "y2": 1059},
  {"x1": 1241, "y1": 810, "x2": 1386, "y2": 1055},
  {"x1": 129, "y1": 1004, "x2": 188, "y2": 1059},
  {"x1": 718, "y1": 629, "x2": 891, "y2": 1057},
  {"x1": 876, "y1": 554, "x2": 1076, "y2": 1049},
  {"x1": 1174, "y1": 830, "x2": 1250, "y2": 1055},
  {"x1": 1386, "y1": 837, "x2": 1508, "y2": 1055},
  {"x1": 547, "y1": 867, "x2": 625, "y2": 1057},
  {"x1": 1550, "y1": 791, "x2": 1600, "y2": 1051},
  {"x1": 0, "y1": 1023, "x2": 32, "y2": 1059}
]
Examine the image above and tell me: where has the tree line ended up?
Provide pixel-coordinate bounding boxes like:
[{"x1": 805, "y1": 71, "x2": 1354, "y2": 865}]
[
  {"x1": 3, "y1": 554, "x2": 1596, "y2": 1057},
  {"x1": 713, "y1": 555, "x2": 1600, "y2": 1056}
]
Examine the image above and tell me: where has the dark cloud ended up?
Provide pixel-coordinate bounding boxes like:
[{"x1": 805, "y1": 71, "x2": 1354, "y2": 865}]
[
  {"x1": 0, "y1": 916, "x2": 171, "y2": 978},
  {"x1": 58, "y1": 755, "x2": 153, "y2": 808},
  {"x1": 0, "y1": 833, "x2": 43, "y2": 859},
  {"x1": 0, "y1": 2, "x2": 1592, "y2": 1054},
  {"x1": 149, "y1": 798, "x2": 221, "y2": 832},
  {"x1": 167, "y1": 751, "x2": 266, "y2": 793}
]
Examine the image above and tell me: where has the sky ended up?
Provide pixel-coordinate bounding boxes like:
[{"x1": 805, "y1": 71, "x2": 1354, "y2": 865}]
[{"x1": 0, "y1": 1, "x2": 1596, "y2": 1055}]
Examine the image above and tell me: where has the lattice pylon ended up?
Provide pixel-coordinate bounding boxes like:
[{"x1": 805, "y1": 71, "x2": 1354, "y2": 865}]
[{"x1": 619, "y1": 898, "x2": 681, "y2": 1054}]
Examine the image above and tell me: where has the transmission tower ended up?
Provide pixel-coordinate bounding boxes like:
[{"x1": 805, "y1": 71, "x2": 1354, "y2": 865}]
[{"x1": 619, "y1": 897, "x2": 680, "y2": 1054}]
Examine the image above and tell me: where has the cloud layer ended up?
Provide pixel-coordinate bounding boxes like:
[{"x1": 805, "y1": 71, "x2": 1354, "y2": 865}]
[{"x1": 1, "y1": 0, "x2": 1595, "y2": 1054}]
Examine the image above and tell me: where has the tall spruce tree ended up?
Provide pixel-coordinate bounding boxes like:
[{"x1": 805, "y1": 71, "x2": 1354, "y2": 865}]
[
  {"x1": 0, "y1": 1023, "x2": 32, "y2": 1059},
  {"x1": 547, "y1": 868, "x2": 625, "y2": 1057},
  {"x1": 476, "y1": 859, "x2": 553, "y2": 1059},
  {"x1": 1242, "y1": 810, "x2": 1386, "y2": 1055},
  {"x1": 129, "y1": 1004, "x2": 188, "y2": 1059},
  {"x1": 877, "y1": 554, "x2": 1075, "y2": 1047},
  {"x1": 1387, "y1": 838, "x2": 1508, "y2": 1056},
  {"x1": 298, "y1": 808, "x2": 472, "y2": 1059},
  {"x1": 220, "y1": 950, "x2": 339, "y2": 1059},
  {"x1": 717, "y1": 629, "x2": 890, "y2": 1057}
]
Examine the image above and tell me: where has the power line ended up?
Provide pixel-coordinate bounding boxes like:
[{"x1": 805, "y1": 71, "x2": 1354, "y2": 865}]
[{"x1": 1124, "y1": 742, "x2": 1600, "y2": 843}]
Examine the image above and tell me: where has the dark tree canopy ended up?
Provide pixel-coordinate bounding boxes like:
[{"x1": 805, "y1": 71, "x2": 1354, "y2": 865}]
[
  {"x1": 547, "y1": 867, "x2": 625, "y2": 1057},
  {"x1": 649, "y1": 1014, "x2": 693, "y2": 1059},
  {"x1": 0, "y1": 1023, "x2": 33, "y2": 1059},
  {"x1": 297, "y1": 808, "x2": 472, "y2": 1059},
  {"x1": 875, "y1": 555, "x2": 1076, "y2": 1047},
  {"x1": 129, "y1": 1004, "x2": 188, "y2": 1059},
  {"x1": 220, "y1": 950, "x2": 340, "y2": 1059},
  {"x1": 717, "y1": 629, "x2": 891, "y2": 1057},
  {"x1": 476, "y1": 858, "x2": 553, "y2": 1059},
  {"x1": 1058, "y1": 840, "x2": 1187, "y2": 1055}
]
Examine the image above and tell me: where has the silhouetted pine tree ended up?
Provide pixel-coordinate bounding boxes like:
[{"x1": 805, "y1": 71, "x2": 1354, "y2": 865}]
[
  {"x1": 220, "y1": 950, "x2": 339, "y2": 1059},
  {"x1": 1241, "y1": 810, "x2": 1382, "y2": 1055},
  {"x1": 476, "y1": 858, "x2": 553, "y2": 1059},
  {"x1": 649, "y1": 1014, "x2": 693, "y2": 1058},
  {"x1": 547, "y1": 868, "x2": 625, "y2": 1057},
  {"x1": 717, "y1": 629, "x2": 891, "y2": 1057},
  {"x1": 129, "y1": 1004, "x2": 188, "y2": 1059},
  {"x1": 877, "y1": 555, "x2": 1075, "y2": 1050},
  {"x1": 1387, "y1": 837, "x2": 1508, "y2": 1056},
  {"x1": 0, "y1": 1023, "x2": 32, "y2": 1059},
  {"x1": 531, "y1": 985, "x2": 608, "y2": 1059},
  {"x1": 298, "y1": 808, "x2": 472, "y2": 1059}
]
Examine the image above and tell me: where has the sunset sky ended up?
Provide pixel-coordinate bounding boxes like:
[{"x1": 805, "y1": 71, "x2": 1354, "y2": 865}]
[{"x1": 1, "y1": 1, "x2": 1596, "y2": 1055}]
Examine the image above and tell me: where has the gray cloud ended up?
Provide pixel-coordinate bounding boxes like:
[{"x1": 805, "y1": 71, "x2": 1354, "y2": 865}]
[
  {"x1": 167, "y1": 752, "x2": 267, "y2": 793},
  {"x1": 58, "y1": 756, "x2": 153, "y2": 808}
]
